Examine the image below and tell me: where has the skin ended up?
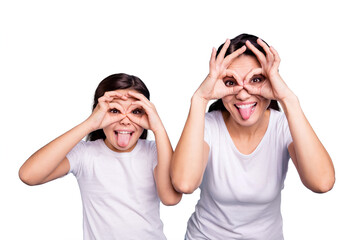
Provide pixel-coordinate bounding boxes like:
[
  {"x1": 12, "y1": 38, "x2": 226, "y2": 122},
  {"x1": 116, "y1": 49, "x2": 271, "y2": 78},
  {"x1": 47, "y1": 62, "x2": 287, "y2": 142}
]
[
  {"x1": 19, "y1": 88, "x2": 182, "y2": 206},
  {"x1": 171, "y1": 38, "x2": 335, "y2": 194}
]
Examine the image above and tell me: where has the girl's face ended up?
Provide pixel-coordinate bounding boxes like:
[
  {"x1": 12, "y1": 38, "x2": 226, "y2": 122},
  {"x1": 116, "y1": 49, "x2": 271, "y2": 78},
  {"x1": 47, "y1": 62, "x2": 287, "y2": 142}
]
[
  {"x1": 103, "y1": 89, "x2": 145, "y2": 152},
  {"x1": 222, "y1": 54, "x2": 271, "y2": 127}
]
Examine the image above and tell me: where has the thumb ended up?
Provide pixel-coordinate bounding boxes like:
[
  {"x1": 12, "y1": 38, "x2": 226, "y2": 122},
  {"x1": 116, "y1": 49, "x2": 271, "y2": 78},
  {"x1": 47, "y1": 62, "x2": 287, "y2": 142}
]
[
  {"x1": 243, "y1": 84, "x2": 261, "y2": 96},
  {"x1": 226, "y1": 85, "x2": 243, "y2": 96}
]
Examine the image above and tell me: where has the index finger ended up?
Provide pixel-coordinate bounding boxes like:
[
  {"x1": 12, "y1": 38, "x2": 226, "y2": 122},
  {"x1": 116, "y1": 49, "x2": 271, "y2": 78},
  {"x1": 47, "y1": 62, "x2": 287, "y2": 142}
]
[
  {"x1": 223, "y1": 45, "x2": 247, "y2": 67},
  {"x1": 245, "y1": 40, "x2": 266, "y2": 64}
]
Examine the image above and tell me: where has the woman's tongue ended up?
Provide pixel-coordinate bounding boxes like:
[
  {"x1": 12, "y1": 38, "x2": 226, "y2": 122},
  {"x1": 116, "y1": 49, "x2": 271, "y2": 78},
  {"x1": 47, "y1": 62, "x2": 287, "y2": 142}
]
[
  {"x1": 238, "y1": 104, "x2": 255, "y2": 120},
  {"x1": 117, "y1": 132, "x2": 132, "y2": 147}
]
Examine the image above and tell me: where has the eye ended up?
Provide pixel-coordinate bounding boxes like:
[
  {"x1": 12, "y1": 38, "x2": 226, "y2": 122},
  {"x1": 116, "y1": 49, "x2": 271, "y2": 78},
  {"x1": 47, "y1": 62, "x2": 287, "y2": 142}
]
[
  {"x1": 250, "y1": 77, "x2": 263, "y2": 83},
  {"x1": 109, "y1": 108, "x2": 120, "y2": 114},
  {"x1": 131, "y1": 108, "x2": 143, "y2": 115},
  {"x1": 224, "y1": 80, "x2": 236, "y2": 87}
]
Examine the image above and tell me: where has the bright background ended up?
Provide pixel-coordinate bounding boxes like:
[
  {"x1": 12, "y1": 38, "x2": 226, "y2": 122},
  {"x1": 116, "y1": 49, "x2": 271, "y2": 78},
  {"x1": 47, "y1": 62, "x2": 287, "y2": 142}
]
[{"x1": 1, "y1": 0, "x2": 359, "y2": 239}]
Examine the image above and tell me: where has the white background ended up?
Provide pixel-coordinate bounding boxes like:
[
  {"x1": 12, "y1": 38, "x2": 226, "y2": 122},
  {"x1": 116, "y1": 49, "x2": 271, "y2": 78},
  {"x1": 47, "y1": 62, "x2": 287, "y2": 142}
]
[{"x1": 1, "y1": 0, "x2": 359, "y2": 239}]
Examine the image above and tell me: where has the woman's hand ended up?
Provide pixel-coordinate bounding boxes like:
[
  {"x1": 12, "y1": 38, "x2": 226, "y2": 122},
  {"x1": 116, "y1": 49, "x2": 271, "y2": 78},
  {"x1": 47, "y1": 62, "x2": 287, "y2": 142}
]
[
  {"x1": 87, "y1": 91, "x2": 127, "y2": 130},
  {"x1": 126, "y1": 91, "x2": 164, "y2": 134},
  {"x1": 195, "y1": 39, "x2": 247, "y2": 101},
  {"x1": 243, "y1": 39, "x2": 294, "y2": 102}
]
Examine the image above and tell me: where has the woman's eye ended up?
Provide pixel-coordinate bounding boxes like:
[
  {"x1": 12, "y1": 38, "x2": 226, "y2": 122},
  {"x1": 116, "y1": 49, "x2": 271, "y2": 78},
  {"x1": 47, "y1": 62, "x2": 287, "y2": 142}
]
[
  {"x1": 224, "y1": 80, "x2": 236, "y2": 87},
  {"x1": 109, "y1": 108, "x2": 120, "y2": 114},
  {"x1": 132, "y1": 109, "x2": 143, "y2": 115},
  {"x1": 251, "y1": 77, "x2": 262, "y2": 83}
]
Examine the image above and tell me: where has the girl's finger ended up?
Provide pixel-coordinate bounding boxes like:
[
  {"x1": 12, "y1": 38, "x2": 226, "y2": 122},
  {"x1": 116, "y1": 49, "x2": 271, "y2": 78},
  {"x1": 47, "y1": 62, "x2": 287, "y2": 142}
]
[
  {"x1": 216, "y1": 39, "x2": 231, "y2": 63},
  {"x1": 245, "y1": 40, "x2": 267, "y2": 65},
  {"x1": 108, "y1": 102, "x2": 126, "y2": 114},
  {"x1": 127, "y1": 91, "x2": 149, "y2": 103},
  {"x1": 223, "y1": 45, "x2": 247, "y2": 68}
]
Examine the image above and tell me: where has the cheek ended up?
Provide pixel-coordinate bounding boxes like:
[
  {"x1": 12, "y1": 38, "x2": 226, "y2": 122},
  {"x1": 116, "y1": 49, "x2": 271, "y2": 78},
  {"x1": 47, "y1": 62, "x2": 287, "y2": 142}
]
[{"x1": 222, "y1": 96, "x2": 234, "y2": 105}]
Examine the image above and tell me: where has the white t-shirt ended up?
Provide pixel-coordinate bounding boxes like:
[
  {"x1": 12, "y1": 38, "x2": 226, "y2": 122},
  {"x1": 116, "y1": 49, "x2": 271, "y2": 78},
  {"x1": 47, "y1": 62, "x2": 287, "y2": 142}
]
[
  {"x1": 67, "y1": 139, "x2": 166, "y2": 240},
  {"x1": 186, "y1": 109, "x2": 293, "y2": 240}
]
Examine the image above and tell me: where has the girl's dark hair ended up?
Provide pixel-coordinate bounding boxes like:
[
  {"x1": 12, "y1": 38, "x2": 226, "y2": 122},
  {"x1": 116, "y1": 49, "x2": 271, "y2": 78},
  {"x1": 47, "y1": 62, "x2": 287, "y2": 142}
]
[
  {"x1": 208, "y1": 33, "x2": 280, "y2": 112},
  {"x1": 87, "y1": 73, "x2": 150, "y2": 141}
]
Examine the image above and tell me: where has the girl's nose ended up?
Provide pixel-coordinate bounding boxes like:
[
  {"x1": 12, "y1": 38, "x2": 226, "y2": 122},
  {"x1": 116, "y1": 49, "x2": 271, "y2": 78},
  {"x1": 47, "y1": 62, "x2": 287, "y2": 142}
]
[{"x1": 120, "y1": 115, "x2": 131, "y2": 125}]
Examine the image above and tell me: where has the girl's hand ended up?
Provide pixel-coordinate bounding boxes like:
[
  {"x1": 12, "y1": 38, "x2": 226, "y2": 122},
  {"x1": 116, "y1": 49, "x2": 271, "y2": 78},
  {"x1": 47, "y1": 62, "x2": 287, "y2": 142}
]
[
  {"x1": 243, "y1": 39, "x2": 294, "y2": 102},
  {"x1": 87, "y1": 91, "x2": 127, "y2": 130},
  {"x1": 195, "y1": 39, "x2": 247, "y2": 101},
  {"x1": 126, "y1": 91, "x2": 163, "y2": 134}
]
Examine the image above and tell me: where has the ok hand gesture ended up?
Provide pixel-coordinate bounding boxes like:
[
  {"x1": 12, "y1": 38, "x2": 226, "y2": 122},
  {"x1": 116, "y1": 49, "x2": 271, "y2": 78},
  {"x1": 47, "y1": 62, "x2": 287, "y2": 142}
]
[
  {"x1": 243, "y1": 39, "x2": 294, "y2": 102},
  {"x1": 87, "y1": 91, "x2": 127, "y2": 131},
  {"x1": 195, "y1": 39, "x2": 247, "y2": 101}
]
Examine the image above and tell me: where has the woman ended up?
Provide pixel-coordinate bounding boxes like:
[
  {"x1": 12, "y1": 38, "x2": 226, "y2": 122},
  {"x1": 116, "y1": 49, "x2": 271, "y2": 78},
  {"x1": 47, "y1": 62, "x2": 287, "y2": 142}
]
[{"x1": 171, "y1": 34, "x2": 335, "y2": 239}]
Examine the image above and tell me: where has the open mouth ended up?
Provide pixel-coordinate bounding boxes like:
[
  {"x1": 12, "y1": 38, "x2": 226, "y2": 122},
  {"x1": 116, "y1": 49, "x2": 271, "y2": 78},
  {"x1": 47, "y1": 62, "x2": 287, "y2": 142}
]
[
  {"x1": 114, "y1": 130, "x2": 134, "y2": 147},
  {"x1": 234, "y1": 102, "x2": 257, "y2": 120}
]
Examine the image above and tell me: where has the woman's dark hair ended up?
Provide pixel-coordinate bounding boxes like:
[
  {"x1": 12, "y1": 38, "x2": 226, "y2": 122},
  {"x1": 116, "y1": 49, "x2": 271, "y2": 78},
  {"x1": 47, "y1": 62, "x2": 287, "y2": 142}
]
[
  {"x1": 208, "y1": 33, "x2": 280, "y2": 112},
  {"x1": 87, "y1": 73, "x2": 150, "y2": 141}
]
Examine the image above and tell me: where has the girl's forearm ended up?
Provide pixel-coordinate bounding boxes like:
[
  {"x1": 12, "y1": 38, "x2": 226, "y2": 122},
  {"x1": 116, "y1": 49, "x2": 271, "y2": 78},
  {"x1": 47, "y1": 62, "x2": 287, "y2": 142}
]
[
  {"x1": 19, "y1": 119, "x2": 94, "y2": 185},
  {"x1": 280, "y1": 94, "x2": 335, "y2": 192}
]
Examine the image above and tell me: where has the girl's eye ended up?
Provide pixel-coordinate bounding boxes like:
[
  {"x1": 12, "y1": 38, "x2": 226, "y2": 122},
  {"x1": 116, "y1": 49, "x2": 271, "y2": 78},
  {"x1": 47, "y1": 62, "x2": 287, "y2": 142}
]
[
  {"x1": 132, "y1": 109, "x2": 143, "y2": 115},
  {"x1": 109, "y1": 108, "x2": 120, "y2": 114},
  {"x1": 224, "y1": 80, "x2": 236, "y2": 87}
]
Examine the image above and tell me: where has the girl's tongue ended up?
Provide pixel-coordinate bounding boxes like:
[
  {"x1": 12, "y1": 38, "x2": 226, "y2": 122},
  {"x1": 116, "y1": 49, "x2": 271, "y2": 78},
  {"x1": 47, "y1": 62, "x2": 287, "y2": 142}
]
[
  {"x1": 237, "y1": 103, "x2": 256, "y2": 120},
  {"x1": 116, "y1": 131, "x2": 132, "y2": 147}
]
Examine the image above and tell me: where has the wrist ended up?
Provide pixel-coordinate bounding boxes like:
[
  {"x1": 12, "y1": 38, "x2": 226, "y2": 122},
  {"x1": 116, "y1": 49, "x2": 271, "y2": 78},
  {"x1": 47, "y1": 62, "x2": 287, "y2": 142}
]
[
  {"x1": 279, "y1": 93, "x2": 300, "y2": 113},
  {"x1": 192, "y1": 91, "x2": 210, "y2": 107}
]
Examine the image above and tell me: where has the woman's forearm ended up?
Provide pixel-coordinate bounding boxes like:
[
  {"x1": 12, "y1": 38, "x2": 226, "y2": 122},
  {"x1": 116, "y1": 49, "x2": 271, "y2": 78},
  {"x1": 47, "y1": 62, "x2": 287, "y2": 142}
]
[
  {"x1": 171, "y1": 93, "x2": 209, "y2": 194},
  {"x1": 280, "y1": 94, "x2": 335, "y2": 192}
]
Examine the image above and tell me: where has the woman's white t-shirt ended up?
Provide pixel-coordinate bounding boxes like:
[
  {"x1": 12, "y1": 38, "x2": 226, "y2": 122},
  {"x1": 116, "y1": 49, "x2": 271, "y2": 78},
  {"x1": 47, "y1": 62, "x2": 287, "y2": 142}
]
[
  {"x1": 186, "y1": 109, "x2": 293, "y2": 240},
  {"x1": 67, "y1": 139, "x2": 166, "y2": 240}
]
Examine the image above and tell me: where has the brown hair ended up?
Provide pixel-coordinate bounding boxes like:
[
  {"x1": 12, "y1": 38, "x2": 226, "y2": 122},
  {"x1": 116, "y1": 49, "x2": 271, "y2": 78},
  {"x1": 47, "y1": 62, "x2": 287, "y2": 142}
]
[
  {"x1": 208, "y1": 33, "x2": 280, "y2": 112},
  {"x1": 87, "y1": 73, "x2": 150, "y2": 141}
]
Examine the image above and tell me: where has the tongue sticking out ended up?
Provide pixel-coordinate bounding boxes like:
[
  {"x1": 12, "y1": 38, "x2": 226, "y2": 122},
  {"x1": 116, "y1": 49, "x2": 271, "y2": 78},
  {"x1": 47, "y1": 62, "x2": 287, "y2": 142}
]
[
  {"x1": 239, "y1": 106, "x2": 254, "y2": 120},
  {"x1": 117, "y1": 133, "x2": 132, "y2": 148}
]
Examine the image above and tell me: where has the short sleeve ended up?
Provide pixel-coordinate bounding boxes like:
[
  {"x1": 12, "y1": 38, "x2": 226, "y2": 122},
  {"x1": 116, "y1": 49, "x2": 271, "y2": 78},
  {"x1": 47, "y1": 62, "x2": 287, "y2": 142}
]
[
  {"x1": 66, "y1": 140, "x2": 86, "y2": 177},
  {"x1": 204, "y1": 113, "x2": 213, "y2": 147},
  {"x1": 280, "y1": 114, "x2": 293, "y2": 148},
  {"x1": 149, "y1": 140, "x2": 158, "y2": 170}
]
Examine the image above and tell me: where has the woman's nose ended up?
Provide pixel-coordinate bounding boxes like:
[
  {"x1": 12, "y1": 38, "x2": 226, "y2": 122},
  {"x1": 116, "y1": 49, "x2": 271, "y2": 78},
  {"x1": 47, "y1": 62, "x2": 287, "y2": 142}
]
[{"x1": 236, "y1": 88, "x2": 251, "y2": 100}]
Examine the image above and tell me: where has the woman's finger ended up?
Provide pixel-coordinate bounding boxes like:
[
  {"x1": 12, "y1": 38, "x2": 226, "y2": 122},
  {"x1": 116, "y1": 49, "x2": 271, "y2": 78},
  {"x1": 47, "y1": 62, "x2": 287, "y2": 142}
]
[
  {"x1": 270, "y1": 46, "x2": 281, "y2": 70},
  {"x1": 244, "y1": 68, "x2": 263, "y2": 85},
  {"x1": 225, "y1": 69, "x2": 243, "y2": 86},
  {"x1": 209, "y1": 47, "x2": 217, "y2": 69},
  {"x1": 245, "y1": 40, "x2": 267, "y2": 65},
  {"x1": 257, "y1": 38, "x2": 274, "y2": 62},
  {"x1": 243, "y1": 83, "x2": 262, "y2": 96},
  {"x1": 216, "y1": 39, "x2": 231, "y2": 63},
  {"x1": 223, "y1": 45, "x2": 247, "y2": 68}
]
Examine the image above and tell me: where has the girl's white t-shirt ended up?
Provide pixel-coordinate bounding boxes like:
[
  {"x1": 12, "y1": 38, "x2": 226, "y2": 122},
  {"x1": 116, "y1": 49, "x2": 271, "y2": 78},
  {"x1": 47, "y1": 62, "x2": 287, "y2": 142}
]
[
  {"x1": 67, "y1": 139, "x2": 166, "y2": 240},
  {"x1": 186, "y1": 109, "x2": 292, "y2": 240}
]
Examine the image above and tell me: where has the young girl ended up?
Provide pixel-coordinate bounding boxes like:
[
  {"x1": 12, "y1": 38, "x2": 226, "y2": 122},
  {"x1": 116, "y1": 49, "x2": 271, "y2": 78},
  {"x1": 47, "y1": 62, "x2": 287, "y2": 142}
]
[{"x1": 19, "y1": 73, "x2": 182, "y2": 239}]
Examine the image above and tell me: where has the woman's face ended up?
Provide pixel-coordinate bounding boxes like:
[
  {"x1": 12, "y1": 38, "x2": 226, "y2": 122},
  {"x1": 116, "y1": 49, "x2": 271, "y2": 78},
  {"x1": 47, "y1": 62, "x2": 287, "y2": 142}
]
[
  {"x1": 222, "y1": 54, "x2": 271, "y2": 127},
  {"x1": 103, "y1": 89, "x2": 144, "y2": 152}
]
